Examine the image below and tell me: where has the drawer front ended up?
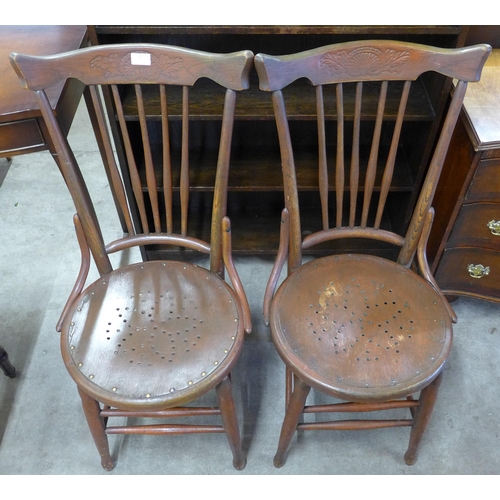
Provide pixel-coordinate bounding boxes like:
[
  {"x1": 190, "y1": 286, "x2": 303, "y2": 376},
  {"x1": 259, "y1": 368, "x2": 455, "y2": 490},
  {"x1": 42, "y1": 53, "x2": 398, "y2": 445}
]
[
  {"x1": 435, "y1": 247, "x2": 500, "y2": 299},
  {"x1": 0, "y1": 119, "x2": 46, "y2": 156},
  {"x1": 448, "y1": 203, "x2": 500, "y2": 250},
  {"x1": 467, "y1": 158, "x2": 500, "y2": 202},
  {"x1": 482, "y1": 148, "x2": 500, "y2": 160}
]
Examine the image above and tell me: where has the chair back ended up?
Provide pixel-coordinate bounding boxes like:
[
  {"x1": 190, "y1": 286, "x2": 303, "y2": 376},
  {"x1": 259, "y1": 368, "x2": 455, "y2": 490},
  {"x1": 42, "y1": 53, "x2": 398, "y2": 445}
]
[
  {"x1": 255, "y1": 41, "x2": 491, "y2": 271},
  {"x1": 10, "y1": 44, "x2": 253, "y2": 276}
]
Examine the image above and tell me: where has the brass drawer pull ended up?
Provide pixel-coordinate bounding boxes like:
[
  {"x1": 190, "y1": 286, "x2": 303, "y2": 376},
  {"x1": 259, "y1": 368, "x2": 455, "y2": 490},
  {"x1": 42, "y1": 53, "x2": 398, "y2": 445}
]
[
  {"x1": 487, "y1": 220, "x2": 500, "y2": 236},
  {"x1": 467, "y1": 263, "x2": 490, "y2": 278}
]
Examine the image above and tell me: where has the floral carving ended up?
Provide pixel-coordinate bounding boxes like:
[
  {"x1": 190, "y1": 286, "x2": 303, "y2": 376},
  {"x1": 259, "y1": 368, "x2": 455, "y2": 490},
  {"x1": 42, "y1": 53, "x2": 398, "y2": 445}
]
[
  {"x1": 90, "y1": 53, "x2": 185, "y2": 81},
  {"x1": 320, "y1": 47, "x2": 410, "y2": 77}
]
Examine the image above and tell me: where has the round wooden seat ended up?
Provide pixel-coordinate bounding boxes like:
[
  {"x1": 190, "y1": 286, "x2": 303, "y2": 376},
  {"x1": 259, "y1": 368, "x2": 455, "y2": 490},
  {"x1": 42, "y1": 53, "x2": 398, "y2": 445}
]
[
  {"x1": 61, "y1": 260, "x2": 245, "y2": 411},
  {"x1": 270, "y1": 254, "x2": 453, "y2": 403}
]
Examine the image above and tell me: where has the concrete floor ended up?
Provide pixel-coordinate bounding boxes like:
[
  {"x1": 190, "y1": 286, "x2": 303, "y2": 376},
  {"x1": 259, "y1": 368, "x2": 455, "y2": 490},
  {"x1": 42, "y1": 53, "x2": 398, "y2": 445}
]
[{"x1": 0, "y1": 102, "x2": 499, "y2": 477}]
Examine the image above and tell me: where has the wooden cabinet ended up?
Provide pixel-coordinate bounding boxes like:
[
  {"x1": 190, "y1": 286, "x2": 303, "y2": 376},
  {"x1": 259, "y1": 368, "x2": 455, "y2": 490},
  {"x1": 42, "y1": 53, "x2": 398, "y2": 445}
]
[
  {"x1": 88, "y1": 25, "x2": 467, "y2": 260},
  {"x1": 429, "y1": 50, "x2": 500, "y2": 302}
]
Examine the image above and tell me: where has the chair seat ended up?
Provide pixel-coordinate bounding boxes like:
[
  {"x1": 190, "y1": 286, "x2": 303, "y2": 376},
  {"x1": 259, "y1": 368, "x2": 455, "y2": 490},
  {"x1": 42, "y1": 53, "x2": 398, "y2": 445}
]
[
  {"x1": 61, "y1": 260, "x2": 245, "y2": 411},
  {"x1": 270, "y1": 254, "x2": 453, "y2": 403}
]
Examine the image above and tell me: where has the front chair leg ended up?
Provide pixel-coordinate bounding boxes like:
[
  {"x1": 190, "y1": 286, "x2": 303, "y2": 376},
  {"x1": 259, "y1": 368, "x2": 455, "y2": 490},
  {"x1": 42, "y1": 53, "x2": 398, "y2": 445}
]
[
  {"x1": 274, "y1": 374, "x2": 311, "y2": 468},
  {"x1": 0, "y1": 346, "x2": 16, "y2": 378},
  {"x1": 77, "y1": 387, "x2": 115, "y2": 471},
  {"x1": 404, "y1": 371, "x2": 444, "y2": 465},
  {"x1": 216, "y1": 375, "x2": 246, "y2": 470}
]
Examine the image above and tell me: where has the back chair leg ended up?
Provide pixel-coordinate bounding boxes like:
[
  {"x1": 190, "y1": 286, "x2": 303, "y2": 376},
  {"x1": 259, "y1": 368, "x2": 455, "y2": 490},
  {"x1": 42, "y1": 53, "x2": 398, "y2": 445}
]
[
  {"x1": 274, "y1": 375, "x2": 311, "y2": 468},
  {"x1": 404, "y1": 371, "x2": 444, "y2": 465},
  {"x1": 216, "y1": 375, "x2": 246, "y2": 470},
  {"x1": 0, "y1": 346, "x2": 16, "y2": 378},
  {"x1": 78, "y1": 387, "x2": 115, "y2": 471}
]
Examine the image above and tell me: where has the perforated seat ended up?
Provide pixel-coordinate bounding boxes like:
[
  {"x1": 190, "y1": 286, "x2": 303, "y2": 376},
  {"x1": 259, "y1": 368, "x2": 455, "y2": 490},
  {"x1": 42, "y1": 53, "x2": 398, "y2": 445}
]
[
  {"x1": 62, "y1": 261, "x2": 244, "y2": 410},
  {"x1": 271, "y1": 254, "x2": 452, "y2": 403}
]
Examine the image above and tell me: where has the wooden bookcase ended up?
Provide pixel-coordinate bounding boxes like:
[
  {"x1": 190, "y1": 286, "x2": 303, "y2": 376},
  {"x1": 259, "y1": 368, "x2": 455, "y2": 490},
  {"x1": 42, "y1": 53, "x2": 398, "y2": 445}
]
[{"x1": 88, "y1": 26, "x2": 467, "y2": 260}]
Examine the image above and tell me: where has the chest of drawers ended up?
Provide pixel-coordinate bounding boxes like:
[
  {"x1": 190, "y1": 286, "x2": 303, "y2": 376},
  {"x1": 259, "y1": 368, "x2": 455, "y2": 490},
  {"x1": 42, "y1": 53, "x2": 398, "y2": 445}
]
[{"x1": 429, "y1": 49, "x2": 500, "y2": 301}]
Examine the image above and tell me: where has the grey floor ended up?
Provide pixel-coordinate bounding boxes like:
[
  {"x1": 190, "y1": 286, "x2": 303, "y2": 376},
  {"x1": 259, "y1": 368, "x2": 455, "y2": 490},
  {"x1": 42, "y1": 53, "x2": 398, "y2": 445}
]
[{"x1": 0, "y1": 102, "x2": 499, "y2": 477}]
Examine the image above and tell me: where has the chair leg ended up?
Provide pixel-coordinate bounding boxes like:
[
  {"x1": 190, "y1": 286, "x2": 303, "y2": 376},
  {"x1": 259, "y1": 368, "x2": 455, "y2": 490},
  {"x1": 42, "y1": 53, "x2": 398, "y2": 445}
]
[
  {"x1": 216, "y1": 375, "x2": 246, "y2": 470},
  {"x1": 404, "y1": 371, "x2": 444, "y2": 465},
  {"x1": 274, "y1": 374, "x2": 311, "y2": 468},
  {"x1": 77, "y1": 387, "x2": 115, "y2": 471},
  {"x1": 0, "y1": 345, "x2": 16, "y2": 378}
]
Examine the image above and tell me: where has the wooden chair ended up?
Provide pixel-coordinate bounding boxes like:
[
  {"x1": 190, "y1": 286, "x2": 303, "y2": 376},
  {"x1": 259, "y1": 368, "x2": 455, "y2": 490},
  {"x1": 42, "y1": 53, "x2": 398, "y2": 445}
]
[
  {"x1": 255, "y1": 40, "x2": 491, "y2": 466},
  {"x1": 0, "y1": 345, "x2": 16, "y2": 378},
  {"x1": 10, "y1": 44, "x2": 253, "y2": 470}
]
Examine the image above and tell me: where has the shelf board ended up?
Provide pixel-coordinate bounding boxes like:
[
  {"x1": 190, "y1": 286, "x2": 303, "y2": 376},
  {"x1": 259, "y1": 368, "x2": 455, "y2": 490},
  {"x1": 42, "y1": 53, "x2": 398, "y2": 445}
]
[
  {"x1": 131, "y1": 144, "x2": 414, "y2": 192},
  {"x1": 118, "y1": 78, "x2": 435, "y2": 121},
  {"x1": 143, "y1": 201, "x2": 401, "y2": 259}
]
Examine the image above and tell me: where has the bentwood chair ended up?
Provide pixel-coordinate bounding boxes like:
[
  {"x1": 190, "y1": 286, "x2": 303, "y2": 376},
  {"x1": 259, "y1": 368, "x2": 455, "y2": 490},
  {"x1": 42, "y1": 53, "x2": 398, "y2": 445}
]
[
  {"x1": 256, "y1": 40, "x2": 491, "y2": 466},
  {"x1": 0, "y1": 345, "x2": 16, "y2": 378},
  {"x1": 10, "y1": 44, "x2": 253, "y2": 470}
]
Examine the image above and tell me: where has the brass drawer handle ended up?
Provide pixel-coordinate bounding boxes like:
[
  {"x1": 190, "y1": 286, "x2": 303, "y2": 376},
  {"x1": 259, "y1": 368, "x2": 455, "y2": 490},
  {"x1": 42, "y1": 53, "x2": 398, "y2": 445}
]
[
  {"x1": 487, "y1": 220, "x2": 500, "y2": 236},
  {"x1": 467, "y1": 263, "x2": 490, "y2": 278}
]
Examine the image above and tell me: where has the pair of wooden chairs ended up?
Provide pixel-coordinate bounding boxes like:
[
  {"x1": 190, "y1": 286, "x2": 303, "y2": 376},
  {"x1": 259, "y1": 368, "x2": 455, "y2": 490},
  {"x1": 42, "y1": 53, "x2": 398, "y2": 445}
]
[{"x1": 10, "y1": 40, "x2": 490, "y2": 471}]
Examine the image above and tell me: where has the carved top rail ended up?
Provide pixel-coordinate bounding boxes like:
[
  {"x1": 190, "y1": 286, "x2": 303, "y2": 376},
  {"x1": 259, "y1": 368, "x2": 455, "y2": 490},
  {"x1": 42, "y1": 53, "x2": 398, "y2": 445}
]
[
  {"x1": 255, "y1": 40, "x2": 490, "y2": 91},
  {"x1": 11, "y1": 43, "x2": 253, "y2": 91}
]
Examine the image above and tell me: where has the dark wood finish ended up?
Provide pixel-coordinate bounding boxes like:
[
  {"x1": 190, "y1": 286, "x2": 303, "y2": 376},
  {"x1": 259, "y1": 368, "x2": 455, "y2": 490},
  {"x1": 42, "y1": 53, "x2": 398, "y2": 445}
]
[
  {"x1": 0, "y1": 345, "x2": 16, "y2": 378},
  {"x1": 447, "y1": 203, "x2": 500, "y2": 249},
  {"x1": 430, "y1": 50, "x2": 500, "y2": 302},
  {"x1": 465, "y1": 26, "x2": 500, "y2": 48},
  {"x1": 0, "y1": 26, "x2": 87, "y2": 158},
  {"x1": 10, "y1": 44, "x2": 253, "y2": 471},
  {"x1": 467, "y1": 159, "x2": 500, "y2": 201},
  {"x1": 434, "y1": 247, "x2": 500, "y2": 298},
  {"x1": 257, "y1": 40, "x2": 490, "y2": 466},
  {"x1": 88, "y1": 26, "x2": 467, "y2": 259}
]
